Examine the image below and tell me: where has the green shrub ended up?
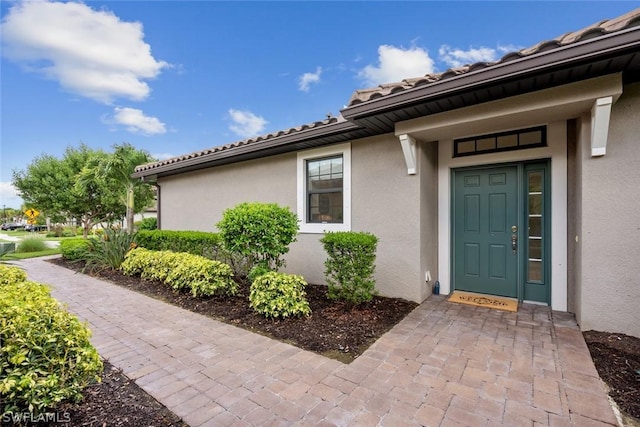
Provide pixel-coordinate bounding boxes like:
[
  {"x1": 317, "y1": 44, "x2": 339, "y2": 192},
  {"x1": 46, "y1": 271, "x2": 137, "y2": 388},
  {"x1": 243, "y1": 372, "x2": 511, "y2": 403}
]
[
  {"x1": 0, "y1": 265, "x2": 27, "y2": 286},
  {"x1": 320, "y1": 231, "x2": 379, "y2": 304},
  {"x1": 136, "y1": 217, "x2": 157, "y2": 231},
  {"x1": 135, "y1": 229, "x2": 250, "y2": 277},
  {"x1": 217, "y1": 202, "x2": 299, "y2": 271},
  {"x1": 59, "y1": 238, "x2": 90, "y2": 261},
  {"x1": 249, "y1": 272, "x2": 311, "y2": 318},
  {"x1": 0, "y1": 281, "x2": 102, "y2": 416},
  {"x1": 247, "y1": 262, "x2": 272, "y2": 283},
  {"x1": 135, "y1": 230, "x2": 223, "y2": 258},
  {"x1": 122, "y1": 248, "x2": 237, "y2": 297},
  {"x1": 15, "y1": 237, "x2": 47, "y2": 253},
  {"x1": 46, "y1": 225, "x2": 77, "y2": 238},
  {"x1": 81, "y1": 229, "x2": 136, "y2": 272},
  {"x1": 166, "y1": 254, "x2": 235, "y2": 297},
  {"x1": 0, "y1": 243, "x2": 16, "y2": 260}
]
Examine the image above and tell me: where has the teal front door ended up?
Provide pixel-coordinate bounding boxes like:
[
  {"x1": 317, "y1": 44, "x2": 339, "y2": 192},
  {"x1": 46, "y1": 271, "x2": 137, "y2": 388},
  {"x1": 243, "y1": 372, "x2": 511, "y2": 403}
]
[{"x1": 453, "y1": 166, "x2": 519, "y2": 298}]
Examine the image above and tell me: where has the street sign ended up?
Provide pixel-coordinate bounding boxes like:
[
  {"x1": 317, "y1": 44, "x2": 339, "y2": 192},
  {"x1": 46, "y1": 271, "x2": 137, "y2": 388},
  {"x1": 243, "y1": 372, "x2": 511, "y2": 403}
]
[{"x1": 24, "y1": 208, "x2": 40, "y2": 218}]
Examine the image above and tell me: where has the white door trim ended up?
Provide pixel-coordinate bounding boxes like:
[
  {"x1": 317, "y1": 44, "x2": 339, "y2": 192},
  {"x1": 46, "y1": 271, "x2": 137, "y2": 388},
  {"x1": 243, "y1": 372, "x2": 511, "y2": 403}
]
[{"x1": 438, "y1": 121, "x2": 568, "y2": 311}]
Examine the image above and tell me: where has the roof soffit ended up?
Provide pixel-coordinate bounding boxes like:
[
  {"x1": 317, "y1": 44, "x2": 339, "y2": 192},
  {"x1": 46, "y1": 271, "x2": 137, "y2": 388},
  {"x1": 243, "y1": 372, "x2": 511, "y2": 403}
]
[
  {"x1": 395, "y1": 74, "x2": 623, "y2": 142},
  {"x1": 342, "y1": 26, "x2": 640, "y2": 122}
]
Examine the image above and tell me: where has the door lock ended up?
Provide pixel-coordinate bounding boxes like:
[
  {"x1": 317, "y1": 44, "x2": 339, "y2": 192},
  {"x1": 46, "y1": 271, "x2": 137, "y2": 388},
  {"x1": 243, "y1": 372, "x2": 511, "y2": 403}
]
[{"x1": 511, "y1": 233, "x2": 518, "y2": 254}]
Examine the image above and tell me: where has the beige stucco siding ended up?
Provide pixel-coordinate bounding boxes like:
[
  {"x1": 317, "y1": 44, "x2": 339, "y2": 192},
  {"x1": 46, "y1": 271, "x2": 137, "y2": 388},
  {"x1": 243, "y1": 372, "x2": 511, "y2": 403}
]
[
  {"x1": 576, "y1": 82, "x2": 640, "y2": 337},
  {"x1": 159, "y1": 153, "x2": 297, "y2": 231},
  {"x1": 350, "y1": 135, "x2": 425, "y2": 302},
  {"x1": 158, "y1": 134, "x2": 430, "y2": 302}
]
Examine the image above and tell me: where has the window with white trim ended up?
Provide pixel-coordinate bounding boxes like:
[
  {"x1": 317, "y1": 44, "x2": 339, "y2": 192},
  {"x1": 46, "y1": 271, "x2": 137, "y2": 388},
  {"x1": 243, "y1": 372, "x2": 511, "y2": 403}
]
[{"x1": 297, "y1": 143, "x2": 351, "y2": 233}]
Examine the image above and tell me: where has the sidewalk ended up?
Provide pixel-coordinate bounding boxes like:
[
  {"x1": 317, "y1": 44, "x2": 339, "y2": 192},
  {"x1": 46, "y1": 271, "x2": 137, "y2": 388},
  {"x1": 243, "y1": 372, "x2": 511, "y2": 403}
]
[{"x1": 20, "y1": 256, "x2": 618, "y2": 426}]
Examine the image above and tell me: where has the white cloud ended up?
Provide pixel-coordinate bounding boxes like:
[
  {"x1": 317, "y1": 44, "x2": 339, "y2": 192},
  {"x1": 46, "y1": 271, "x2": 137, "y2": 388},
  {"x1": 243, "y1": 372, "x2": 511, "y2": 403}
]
[
  {"x1": 1, "y1": 0, "x2": 169, "y2": 104},
  {"x1": 298, "y1": 67, "x2": 322, "y2": 92},
  {"x1": 438, "y1": 45, "x2": 500, "y2": 68},
  {"x1": 152, "y1": 152, "x2": 176, "y2": 161},
  {"x1": 0, "y1": 182, "x2": 23, "y2": 209},
  {"x1": 228, "y1": 109, "x2": 268, "y2": 138},
  {"x1": 358, "y1": 45, "x2": 435, "y2": 86},
  {"x1": 107, "y1": 107, "x2": 167, "y2": 135}
]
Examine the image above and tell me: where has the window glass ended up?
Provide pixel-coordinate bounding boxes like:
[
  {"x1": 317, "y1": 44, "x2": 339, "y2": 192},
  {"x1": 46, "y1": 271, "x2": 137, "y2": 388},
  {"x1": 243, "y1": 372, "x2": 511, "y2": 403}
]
[
  {"x1": 497, "y1": 134, "x2": 518, "y2": 148},
  {"x1": 454, "y1": 126, "x2": 546, "y2": 157},
  {"x1": 520, "y1": 130, "x2": 542, "y2": 145},
  {"x1": 457, "y1": 140, "x2": 475, "y2": 154},
  {"x1": 527, "y1": 169, "x2": 544, "y2": 283},
  {"x1": 476, "y1": 137, "x2": 495, "y2": 151},
  {"x1": 306, "y1": 155, "x2": 343, "y2": 223}
]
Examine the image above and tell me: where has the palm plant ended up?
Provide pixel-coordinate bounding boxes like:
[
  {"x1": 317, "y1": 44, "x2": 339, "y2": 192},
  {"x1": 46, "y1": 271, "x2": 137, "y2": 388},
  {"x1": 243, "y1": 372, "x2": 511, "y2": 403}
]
[{"x1": 77, "y1": 143, "x2": 155, "y2": 234}]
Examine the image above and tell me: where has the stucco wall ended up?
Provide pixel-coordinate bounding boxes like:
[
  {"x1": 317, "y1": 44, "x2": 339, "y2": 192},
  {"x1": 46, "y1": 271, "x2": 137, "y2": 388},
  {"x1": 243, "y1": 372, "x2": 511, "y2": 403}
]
[
  {"x1": 577, "y1": 82, "x2": 640, "y2": 337},
  {"x1": 159, "y1": 153, "x2": 297, "y2": 231},
  {"x1": 350, "y1": 134, "x2": 424, "y2": 302},
  {"x1": 419, "y1": 141, "x2": 439, "y2": 301},
  {"x1": 158, "y1": 134, "x2": 426, "y2": 302}
]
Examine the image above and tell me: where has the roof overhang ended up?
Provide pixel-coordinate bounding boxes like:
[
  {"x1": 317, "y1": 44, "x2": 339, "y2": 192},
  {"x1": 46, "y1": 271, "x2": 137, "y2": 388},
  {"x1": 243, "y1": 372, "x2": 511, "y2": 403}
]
[
  {"x1": 133, "y1": 119, "x2": 373, "y2": 179},
  {"x1": 341, "y1": 26, "x2": 640, "y2": 133},
  {"x1": 395, "y1": 73, "x2": 623, "y2": 142}
]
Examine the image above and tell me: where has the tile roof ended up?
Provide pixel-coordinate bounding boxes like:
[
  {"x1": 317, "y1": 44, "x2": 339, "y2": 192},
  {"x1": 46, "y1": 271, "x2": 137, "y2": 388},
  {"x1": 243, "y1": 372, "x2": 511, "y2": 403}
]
[
  {"x1": 134, "y1": 115, "x2": 344, "y2": 174},
  {"x1": 346, "y1": 8, "x2": 640, "y2": 107},
  {"x1": 135, "y1": 8, "x2": 639, "y2": 177}
]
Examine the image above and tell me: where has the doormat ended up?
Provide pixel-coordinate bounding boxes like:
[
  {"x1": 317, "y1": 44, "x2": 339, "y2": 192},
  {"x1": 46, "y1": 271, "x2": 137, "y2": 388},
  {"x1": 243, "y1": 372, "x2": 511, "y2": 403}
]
[{"x1": 448, "y1": 291, "x2": 518, "y2": 312}]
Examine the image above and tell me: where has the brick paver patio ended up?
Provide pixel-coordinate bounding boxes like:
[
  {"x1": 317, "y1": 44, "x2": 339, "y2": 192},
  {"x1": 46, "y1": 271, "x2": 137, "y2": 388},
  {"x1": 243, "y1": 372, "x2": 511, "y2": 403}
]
[{"x1": 20, "y1": 256, "x2": 618, "y2": 426}]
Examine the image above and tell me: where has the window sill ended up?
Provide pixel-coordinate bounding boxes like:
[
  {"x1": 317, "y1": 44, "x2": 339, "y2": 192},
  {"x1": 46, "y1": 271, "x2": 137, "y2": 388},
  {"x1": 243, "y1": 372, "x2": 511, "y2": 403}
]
[{"x1": 299, "y1": 222, "x2": 351, "y2": 234}]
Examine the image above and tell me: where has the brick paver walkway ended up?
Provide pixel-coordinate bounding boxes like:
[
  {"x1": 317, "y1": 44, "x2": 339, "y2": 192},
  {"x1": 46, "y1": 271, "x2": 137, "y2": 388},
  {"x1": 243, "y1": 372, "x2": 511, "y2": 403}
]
[{"x1": 20, "y1": 257, "x2": 618, "y2": 426}]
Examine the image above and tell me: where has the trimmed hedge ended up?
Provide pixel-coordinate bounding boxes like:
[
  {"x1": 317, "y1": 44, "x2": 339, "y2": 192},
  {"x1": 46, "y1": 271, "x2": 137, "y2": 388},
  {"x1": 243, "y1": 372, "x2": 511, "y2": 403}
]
[
  {"x1": 59, "y1": 238, "x2": 91, "y2": 261},
  {"x1": 135, "y1": 217, "x2": 157, "y2": 231},
  {"x1": 0, "y1": 266, "x2": 102, "y2": 416},
  {"x1": 121, "y1": 247, "x2": 237, "y2": 297},
  {"x1": 134, "y1": 230, "x2": 224, "y2": 260},
  {"x1": 320, "y1": 231, "x2": 379, "y2": 304}
]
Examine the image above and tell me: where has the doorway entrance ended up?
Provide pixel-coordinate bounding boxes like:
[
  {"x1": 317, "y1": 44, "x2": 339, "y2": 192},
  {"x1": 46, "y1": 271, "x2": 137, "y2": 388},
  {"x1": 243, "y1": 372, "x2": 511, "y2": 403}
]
[{"x1": 452, "y1": 161, "x2": 550, "y2": 303}]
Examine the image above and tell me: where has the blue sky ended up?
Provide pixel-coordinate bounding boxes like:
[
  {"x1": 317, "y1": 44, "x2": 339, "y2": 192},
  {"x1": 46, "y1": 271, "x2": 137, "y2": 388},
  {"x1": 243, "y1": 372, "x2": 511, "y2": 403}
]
[{"x1": 1, "y1": 1, "x2": 637, "y2": 209}]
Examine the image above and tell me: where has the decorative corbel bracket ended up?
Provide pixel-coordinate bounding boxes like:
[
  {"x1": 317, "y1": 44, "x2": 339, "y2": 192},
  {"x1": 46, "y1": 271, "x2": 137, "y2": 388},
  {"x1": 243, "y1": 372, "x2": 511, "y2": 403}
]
[
  {"x1": 591, "y1": 96, "x2": 613, "y2": 157},
  {"x1": 398, "y1": 134, "x2": 417, "y2": 175}
]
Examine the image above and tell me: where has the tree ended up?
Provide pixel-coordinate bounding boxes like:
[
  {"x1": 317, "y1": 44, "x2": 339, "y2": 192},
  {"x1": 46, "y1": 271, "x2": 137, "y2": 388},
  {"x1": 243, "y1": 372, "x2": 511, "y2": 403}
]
[
  {"x1": 12, "y1": 145, "x2": 123, "y2": 237},
  {"x1": 86, "y1": 143, "x2": 156, "y2": 233}
]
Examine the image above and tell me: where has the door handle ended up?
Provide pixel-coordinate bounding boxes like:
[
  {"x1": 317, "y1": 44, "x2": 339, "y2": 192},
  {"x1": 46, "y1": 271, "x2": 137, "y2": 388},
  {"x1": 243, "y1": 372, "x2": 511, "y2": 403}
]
[{"x1": 511, "y1": 233, "x2": 518, "y2": 254}]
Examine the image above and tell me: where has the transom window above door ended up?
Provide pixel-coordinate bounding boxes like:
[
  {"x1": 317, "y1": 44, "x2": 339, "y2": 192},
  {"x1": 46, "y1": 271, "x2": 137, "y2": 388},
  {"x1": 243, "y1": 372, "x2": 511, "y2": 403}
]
[
  {"x1": 297, "y1": 143, "x2": 351, "y2": 233},
  {"x1": 454, "y1": 126, "x2": 547, "y2": 157}
]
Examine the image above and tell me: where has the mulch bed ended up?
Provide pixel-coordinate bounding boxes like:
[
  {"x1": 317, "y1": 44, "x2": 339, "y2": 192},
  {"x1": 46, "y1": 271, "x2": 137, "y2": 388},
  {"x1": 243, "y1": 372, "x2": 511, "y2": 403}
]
[
  {"x1": 583, "y1": 330, "x2": 640, "y2": 421},
  {"x1": 48, "y1": 257, "x2": 418, "y2": 363},
  {"x1": 50, "y1": 360, "x2": 188, "y2": 427}
]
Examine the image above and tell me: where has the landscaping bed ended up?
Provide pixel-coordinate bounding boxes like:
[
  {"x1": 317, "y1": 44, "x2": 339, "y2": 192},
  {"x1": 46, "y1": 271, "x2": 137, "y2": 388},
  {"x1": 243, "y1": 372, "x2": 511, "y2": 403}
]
[
  {"x1": 44, "y1": 258, "x2": 640, "y2": 425},
  {"x1": 49, "y1": 257, "x2": 418, "y2": 363},
  {"x1": 583, "y1": 330, "x2": 640, "y2": 423}
]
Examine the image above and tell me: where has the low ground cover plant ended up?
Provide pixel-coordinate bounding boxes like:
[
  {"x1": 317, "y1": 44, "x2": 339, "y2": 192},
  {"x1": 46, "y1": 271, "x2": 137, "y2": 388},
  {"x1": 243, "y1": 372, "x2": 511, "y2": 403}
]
[
  {"x1": 121, "y1": 247, "x2": 236, "y2": 297},
  {"x1": 249, "y1": 271, "x2": 311, "y2": 318},
  {"x1": 0, "y1": 264, "x2": 27, "y2": 285},
  {"x1": 0, "y1": 266, "x2": 102, "y2": 417},
  {"x1": 321, "y1": 231, "x2": 379, "y2": 304},
  {"x1": 217, "y1": 202, "x2": 299, "y2": 271}
]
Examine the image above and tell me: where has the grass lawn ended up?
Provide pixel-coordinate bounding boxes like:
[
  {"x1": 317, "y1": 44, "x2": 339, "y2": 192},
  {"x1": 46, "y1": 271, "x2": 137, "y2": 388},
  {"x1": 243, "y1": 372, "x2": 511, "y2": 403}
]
[{"x1": 2, "y1": 248, "x2": 61, "y2": 260}]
